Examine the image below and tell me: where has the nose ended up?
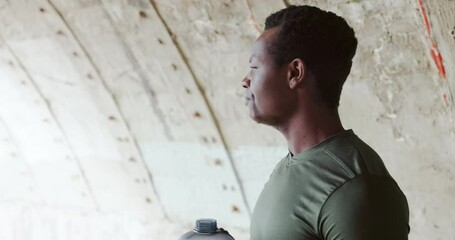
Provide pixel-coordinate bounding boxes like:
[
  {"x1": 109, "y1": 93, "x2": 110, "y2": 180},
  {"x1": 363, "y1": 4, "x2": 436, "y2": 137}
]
[{"x1": 241, "y1": 76, "x2": 250, "y2": 89}]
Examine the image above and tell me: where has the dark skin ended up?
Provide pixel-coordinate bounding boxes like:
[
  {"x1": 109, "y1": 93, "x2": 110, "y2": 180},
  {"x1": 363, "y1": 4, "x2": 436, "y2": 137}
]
[{"x1": 242, "y1": 27, "x2": 345, "y2": 155}]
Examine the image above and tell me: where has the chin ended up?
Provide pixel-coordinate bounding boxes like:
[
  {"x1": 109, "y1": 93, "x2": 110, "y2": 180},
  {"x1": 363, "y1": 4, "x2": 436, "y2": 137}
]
[
  {"x1": 248, "y1": 109, "x2": 262, "y2": 123},
  {"x1": 249, "y1": 111, "x2": 271, "y2": 125},
  {"x1": 249, "y1": 109, "x2": 283, "y2": 127}
]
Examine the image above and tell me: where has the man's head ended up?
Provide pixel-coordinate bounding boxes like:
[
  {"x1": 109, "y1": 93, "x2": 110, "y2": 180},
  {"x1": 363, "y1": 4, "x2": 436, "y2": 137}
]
[
  {"x1": 242, "y1": 5, "x2": 357, "y2": 125},
  {"x1": 264, "y1": 5, "x2": 357, "y2": 109}
]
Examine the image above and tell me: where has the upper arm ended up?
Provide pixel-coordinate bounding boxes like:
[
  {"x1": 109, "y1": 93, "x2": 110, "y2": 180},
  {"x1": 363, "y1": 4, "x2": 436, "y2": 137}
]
[{"x1": 318, "y1": 175, "x2": 410, "y2": 240}]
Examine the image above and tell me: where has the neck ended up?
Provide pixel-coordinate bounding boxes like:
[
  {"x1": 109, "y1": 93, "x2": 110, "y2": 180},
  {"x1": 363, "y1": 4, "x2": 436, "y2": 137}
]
[{"x1": 275, "y1": 106, "x2": 344, "y2": 156}]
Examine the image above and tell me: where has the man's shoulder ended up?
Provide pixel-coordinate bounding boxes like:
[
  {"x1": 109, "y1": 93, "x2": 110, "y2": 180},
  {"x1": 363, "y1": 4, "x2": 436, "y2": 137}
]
[
  {"x1": 318, "y1": 174, "x2": 410, "y2": 239},
  {"x1": 321, "y1": 130, "x2": 390, "y2": 177},
  {"x1": 289, "y1": 130, "x2": 388, "y2": 181},
  {"x1": 286, "y1": 131, "x2": 394, "y2": 224}
]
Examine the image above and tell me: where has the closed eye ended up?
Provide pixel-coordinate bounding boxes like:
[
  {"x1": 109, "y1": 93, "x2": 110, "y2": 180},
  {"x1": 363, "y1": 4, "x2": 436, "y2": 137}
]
[{"x1": 250, "y1": 66, "x2": 258, "y2": 69}]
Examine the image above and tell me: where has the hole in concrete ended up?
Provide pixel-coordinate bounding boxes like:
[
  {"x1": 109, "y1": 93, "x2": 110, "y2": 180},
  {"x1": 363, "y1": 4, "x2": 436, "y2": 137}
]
[
  {"x1": 86, "y1": 73, "x2": 93, "y2": 80},
  {"x1": 139, "y1": 10, "x2": 147, "y2": 18},
  {"x1": 213, "y1": 159, "x2": 223, "y2": 166},
  {"x1": 231, "y1": 205, "x2": 239, "y2": 213},
  {"x1": 39, "y1": 7, "x2": 45, "y2": 13},
  {"x1": 146, "y1": 197, "x2": 152, "y2": 203},
  {"x1": 108, "y1": 116, "x2": 117, "y2": 121},
  {"x1": 201, "y1": 136, "x2": 209, "y2": 143},
  {"x1": 222, "y1": 184, "x2": 228, "y2": 190},
  {"x1": 193, "y1": 111, "x2": 201, "y2": 118},
  {"x1": 158, "y1": 38, "x2": 164, "y2": 44},
  {"x1": 56, "y1": 30, "x2": 65, "y2": 36},
  {"x1": 211, "y1": 137, "x2": 216, "y2": 143},
  {"x1": 185, "y1": 88, "x2": 191, "y2": 94},
  {"x1": 148, "y1": 88, "x2": 156, "y2": 97},
  {"x1": 129, "y1": 157, "x2": 137, "y2": 162},
  {"x1": 72, "y1": 51, "x2": 78, "y2": 57},
  {"x1": 172, "y1": 63, "x2": 178, "y2": 71}
]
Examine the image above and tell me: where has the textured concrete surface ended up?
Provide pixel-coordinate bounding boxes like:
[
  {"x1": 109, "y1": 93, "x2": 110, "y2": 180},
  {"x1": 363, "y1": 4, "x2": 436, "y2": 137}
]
[{"x1": 0, "y1": 0, "x2": 454, "y2": 239}]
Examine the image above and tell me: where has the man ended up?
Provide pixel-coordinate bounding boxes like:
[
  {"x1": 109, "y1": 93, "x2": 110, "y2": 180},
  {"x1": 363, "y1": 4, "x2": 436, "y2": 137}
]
[{"x1": 242, "y1": 5, "x2": 410, "y2": 240}]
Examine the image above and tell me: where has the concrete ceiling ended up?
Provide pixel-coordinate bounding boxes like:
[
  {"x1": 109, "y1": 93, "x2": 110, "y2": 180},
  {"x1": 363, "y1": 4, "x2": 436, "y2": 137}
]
[{"x1": 0, "y1": 0, "x2": 454, "y2": 239}]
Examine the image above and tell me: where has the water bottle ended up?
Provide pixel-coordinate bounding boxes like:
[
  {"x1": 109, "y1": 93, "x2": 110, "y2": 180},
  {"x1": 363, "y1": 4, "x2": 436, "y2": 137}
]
[{"x1": 178, "y1": 219, "x2": 235, "y2": 240}]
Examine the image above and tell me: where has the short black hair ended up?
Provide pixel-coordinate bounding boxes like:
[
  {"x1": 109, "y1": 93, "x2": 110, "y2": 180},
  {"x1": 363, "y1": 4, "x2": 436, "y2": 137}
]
[{"x1": 265, "y1": 5, "x2": 357, "y2": 109}]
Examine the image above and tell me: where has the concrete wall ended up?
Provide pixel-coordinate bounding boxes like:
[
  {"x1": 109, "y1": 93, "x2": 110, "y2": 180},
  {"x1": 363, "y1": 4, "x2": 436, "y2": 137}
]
[{"x1": 0, "y1": 0, "x2": 453, "y2": 239}]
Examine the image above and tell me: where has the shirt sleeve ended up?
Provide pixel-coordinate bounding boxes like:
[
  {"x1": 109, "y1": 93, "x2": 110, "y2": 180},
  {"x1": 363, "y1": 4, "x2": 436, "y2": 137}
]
[{"x1": 318, "y1": 175, "x2": 410, "y2": 240}]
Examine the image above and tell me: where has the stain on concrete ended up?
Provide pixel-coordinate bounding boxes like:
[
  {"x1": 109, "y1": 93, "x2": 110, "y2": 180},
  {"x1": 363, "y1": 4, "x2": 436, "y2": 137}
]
[{"x1": 418, "y1": 0, "x2": 447, "y2": 79}]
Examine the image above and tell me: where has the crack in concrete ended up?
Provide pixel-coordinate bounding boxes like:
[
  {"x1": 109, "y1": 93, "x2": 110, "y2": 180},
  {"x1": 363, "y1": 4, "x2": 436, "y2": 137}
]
[
  {"x1": 0, "y1": 115, "x2": 42, "y2": 201},
  {"x1": 99, "y1": 2, "x2": 171, "y2": 219},
  {"x1": 0, "y1": 31, "x2": 99, "y2": 209},
  {"x1": 245, "y1": 0, "x2": 262, "y2": 33},
  {"x1": 149, "y1": 0, "x2": 252, "y2": 218},
  {"x1": 110, "y1": 11, "x2": 174, "y2": 141},
  {"x1": 97, "y1": 4, "x2": 175, "y2": 143},
  {"x1": 47, "y1": 0, "x2": 168, "y2": 217}
]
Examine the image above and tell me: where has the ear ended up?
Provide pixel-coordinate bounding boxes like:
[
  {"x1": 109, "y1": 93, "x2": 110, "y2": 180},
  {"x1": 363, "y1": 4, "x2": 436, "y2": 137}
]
[{"x1": 287, "y1": 58, "x2": 305, "y2": 89}]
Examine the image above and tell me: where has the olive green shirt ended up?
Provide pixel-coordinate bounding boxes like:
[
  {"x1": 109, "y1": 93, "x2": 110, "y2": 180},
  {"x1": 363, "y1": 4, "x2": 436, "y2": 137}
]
[{"x1": 250, "y1": 130, "x2": 409, "y2": 240}]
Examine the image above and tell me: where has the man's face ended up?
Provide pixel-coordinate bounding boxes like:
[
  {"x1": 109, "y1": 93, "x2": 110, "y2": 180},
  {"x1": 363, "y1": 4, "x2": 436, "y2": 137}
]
[{"x1": 241, "y1": 28, "x2": 297, "y2": 125}]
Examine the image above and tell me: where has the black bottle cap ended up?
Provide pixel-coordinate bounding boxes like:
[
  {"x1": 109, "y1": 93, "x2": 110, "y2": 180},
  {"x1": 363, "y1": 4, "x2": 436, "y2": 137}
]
[{"x1": 193, "y1": 219, "x2": 218, "y2": 234}]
